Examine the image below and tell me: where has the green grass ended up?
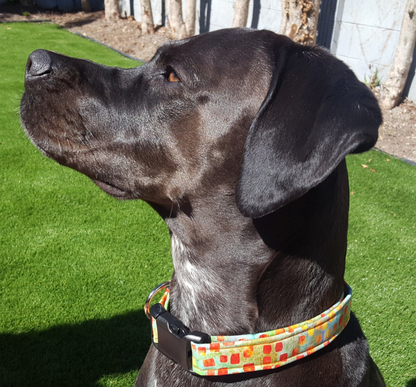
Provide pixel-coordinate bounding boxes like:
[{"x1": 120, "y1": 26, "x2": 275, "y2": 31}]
[
  {"x1": 1, "y1": 22, "x2": 415, "y2": 387},
  {"x1": 0, "y1": 23, "x2": 172, "y2": 387},
  {"x1": 346, "y1": 152, "x2": 416, "y2": 386}
]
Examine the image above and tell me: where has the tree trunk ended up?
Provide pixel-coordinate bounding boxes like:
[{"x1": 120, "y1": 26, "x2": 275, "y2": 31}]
[
  {"x1": 141, "y1": 0, "x2": 155, "y2": 34},
  {"x1": 19, "y1": 0, "x2": 33, "y2": 6},
  {"x1": 105, "y1": 0, "x2": 119, "y2": 21},
  {"x1": 280, "y1": 0, "x2": 322, "y2": 44},
  {"x1": 185, "y1": 0, "x2": 197, "y2": 36},
  {"x1": 170, "y1": 0, "x2": 187, "y2": 39},
  {"x1": 81, "y1": 0, "x2": 92, "y2": 12},
  {"x1": 232, "y1": 0, "x2": 250, "y2": 28},
  {"x1": 380, "y1": 0, "x2": 416, "y2": 110}
]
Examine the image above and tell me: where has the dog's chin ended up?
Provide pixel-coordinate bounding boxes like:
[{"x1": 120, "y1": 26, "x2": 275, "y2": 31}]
[{"x1": 92, "y1": 179, "x2": 134, "y2": 200}]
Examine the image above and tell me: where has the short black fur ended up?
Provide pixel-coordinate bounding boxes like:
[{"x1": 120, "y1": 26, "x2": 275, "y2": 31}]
[{"x1": 21, "y1": 28, "x2": 385, "y2": 387}]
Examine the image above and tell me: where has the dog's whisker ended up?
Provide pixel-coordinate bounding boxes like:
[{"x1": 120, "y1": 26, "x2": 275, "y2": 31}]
[
  {"x1": 57, "y1": 138, "x2": 62, "y2": 154},
  {"x1": 168, "y1": 202, "x2": 174, "y2": 220}
]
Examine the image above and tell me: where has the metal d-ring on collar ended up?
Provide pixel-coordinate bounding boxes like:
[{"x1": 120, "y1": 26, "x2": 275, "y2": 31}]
[
  {"x1": 144, "y1": 281, "x2": 211, "y2": 371},
  {"x1": 144, "y1": 281, "x2": 170, "y2": 319}
]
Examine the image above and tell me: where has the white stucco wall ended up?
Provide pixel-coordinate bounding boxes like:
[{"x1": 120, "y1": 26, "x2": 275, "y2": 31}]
[{"x1": 331, "y1": 0, "x2": 407, "y2": 86}]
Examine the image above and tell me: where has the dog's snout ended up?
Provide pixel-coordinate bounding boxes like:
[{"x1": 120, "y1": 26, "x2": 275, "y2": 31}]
[{"x1": 26, "y1": 49, "x2": 53, "y2": 78}]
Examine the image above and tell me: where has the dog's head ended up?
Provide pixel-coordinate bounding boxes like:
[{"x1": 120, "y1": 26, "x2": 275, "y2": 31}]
[{"x1": 21, "y1": 28, "x2": 381, "y2": 217}]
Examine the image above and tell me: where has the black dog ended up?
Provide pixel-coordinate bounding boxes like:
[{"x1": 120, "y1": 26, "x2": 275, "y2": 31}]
[{"x1": 21, "y1": 28, "x2": 385, "y2": 386}]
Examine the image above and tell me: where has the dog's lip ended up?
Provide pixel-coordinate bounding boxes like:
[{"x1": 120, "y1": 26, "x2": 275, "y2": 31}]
[{"x1": 92, "y1": 179, "x2": 130, "y2": 198}]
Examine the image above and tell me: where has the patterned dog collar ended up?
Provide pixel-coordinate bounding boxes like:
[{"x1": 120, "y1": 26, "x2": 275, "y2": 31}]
[{"x1": 147, "y1": 283, "x2": 352, "y2": 376}]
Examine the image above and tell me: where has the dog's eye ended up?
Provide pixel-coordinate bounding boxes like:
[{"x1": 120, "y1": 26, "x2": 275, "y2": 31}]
[{"x1": 166, "y1": 67, "x2": 180, "y2": 83}]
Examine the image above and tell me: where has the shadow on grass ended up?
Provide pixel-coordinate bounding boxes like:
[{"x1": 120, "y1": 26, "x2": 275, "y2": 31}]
[
  {"x1": 0, "y1": 311, "x2": 150, "y2": 386},
  {"x1": 63, "y1": 14, "x2": 104, "y2": 29},
  {"x1": 407, "y1": 379, "x2": 416, "y2": 387}
]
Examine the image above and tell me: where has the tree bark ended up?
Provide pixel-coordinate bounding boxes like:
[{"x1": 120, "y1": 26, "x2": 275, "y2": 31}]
[
  {"x1": 380, "y1": 0, "x2": 416, "y2": 110},
  {"x1": 280, "y1": 0, "x2": 321, "y2": 44},
  {"x1": 170, "y1": 0, "x2": 187, "y2": 39},
  {"x1": 185, "y1": 0, "x2": 197, "y2": 36},
  {"x1": 19, "y1": 0, "x2": 33, "y2": 6},
  {"x1": 232, "y1": 0, "x2": 250, "y2": 28},
  {"x1": 141, "y1": 0, "x2": 155, "y2": 34},
  {"x1": 81, "y1": 0, "x2": 92, "y2": 12},
  {"x1": 104, "y1": 0, "x2": 119, "y2": 21}
]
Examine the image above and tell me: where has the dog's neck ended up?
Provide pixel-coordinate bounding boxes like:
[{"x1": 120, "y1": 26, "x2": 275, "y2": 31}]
[{"x1": 157, "y1": 162, "x2": 349, "y2": 337}]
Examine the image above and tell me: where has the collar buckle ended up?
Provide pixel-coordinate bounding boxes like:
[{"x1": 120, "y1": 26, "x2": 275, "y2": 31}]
[{"x1": 150, "y1": 303, "x2": 211, "y2": 371}]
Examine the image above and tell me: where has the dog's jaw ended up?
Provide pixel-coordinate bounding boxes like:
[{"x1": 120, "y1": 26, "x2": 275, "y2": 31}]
[{"x1": 91, "y1": 179, "x2": 133, "y2": 199}]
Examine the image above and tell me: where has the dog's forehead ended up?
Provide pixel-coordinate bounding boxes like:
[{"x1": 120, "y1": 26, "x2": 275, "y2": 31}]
[
  {"x1": 155, "y1": 29, "x2": 271, "y2": 70},
  {"x1": 148, "y1": 29, "x2": 275, "y2": 90}
]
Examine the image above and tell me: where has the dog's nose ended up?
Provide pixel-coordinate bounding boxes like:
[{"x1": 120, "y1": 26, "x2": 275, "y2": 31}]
[{"x1": 26, "y1": 49, "x2": 53, "y2": 78}]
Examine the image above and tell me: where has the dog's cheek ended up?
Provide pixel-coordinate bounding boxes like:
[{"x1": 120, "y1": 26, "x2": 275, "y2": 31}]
[
  {"x1": 77, "y1": 97, "x2": 113, "y2": 138},
  {"x1": 21, "y1": 86, "x2": 84, "y2": 155},
  {"x1": 198, "y1": 110, "x2": 255, "y2": 187}
]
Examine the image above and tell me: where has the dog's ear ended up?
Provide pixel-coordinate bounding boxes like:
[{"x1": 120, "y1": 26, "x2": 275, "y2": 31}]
[{"x1": 235, "y1": 39, "x2": 382, "y2": 218}]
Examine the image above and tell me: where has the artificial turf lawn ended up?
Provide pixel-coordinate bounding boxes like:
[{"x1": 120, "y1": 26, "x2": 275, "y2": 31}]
[
  {"x1": 0, "y1": 22, "x2": 172, "y2": 386},
  {"x1": 1, "y1": 22, "x2": 415, "y2": 387}
]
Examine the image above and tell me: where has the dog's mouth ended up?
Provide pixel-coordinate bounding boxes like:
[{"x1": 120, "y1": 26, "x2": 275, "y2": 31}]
[{"x1": 92, "y1": 179, "x2": 132, "y2": 199}]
